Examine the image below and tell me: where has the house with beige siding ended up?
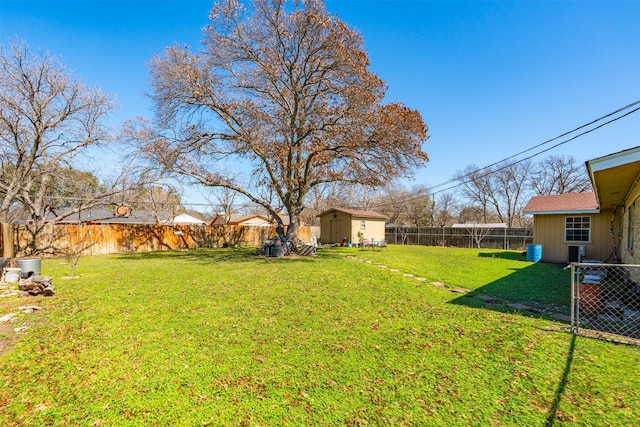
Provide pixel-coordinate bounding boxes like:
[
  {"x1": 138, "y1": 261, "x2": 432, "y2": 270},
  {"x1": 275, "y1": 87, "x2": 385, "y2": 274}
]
[
  {"x1": 317, "y1": 208, "x2": 386, "y2": 245},
  {"x1": 523, "y1": 146, "x2": 640, "y2": 263},
  {"x1": 522, "y1": 192, "x2": 617, "y2": 263}
]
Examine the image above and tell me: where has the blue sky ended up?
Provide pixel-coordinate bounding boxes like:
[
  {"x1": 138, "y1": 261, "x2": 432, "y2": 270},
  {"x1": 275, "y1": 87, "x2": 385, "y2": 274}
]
[{"x1": 2, "y1": 0, "x2": 639, "y2": 205}]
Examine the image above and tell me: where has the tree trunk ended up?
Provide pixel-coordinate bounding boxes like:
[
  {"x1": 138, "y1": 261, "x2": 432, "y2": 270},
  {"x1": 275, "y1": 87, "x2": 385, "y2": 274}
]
[{"x1": 285, "y1": 215, "x2": 299, "y2": 242}]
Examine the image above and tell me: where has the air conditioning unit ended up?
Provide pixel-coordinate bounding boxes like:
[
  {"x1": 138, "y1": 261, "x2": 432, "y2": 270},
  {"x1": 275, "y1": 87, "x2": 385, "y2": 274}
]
[{"x1": 568, "y1": 245, "x2": 587, "y2": 262}]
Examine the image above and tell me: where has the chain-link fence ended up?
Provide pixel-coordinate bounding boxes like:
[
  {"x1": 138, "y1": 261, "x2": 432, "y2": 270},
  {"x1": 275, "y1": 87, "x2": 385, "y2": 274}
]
[{"x1": 571, "y1": 262, "x2": 640, "y2": 345}]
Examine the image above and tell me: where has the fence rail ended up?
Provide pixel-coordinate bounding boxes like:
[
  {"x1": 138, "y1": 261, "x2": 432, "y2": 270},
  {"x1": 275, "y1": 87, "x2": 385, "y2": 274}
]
[
  {"x1": 571, "y1": 262, "x2": 640, "y2": 345},
  {"x1": 385, "y1": 226, "x2": 533, "y2": 250}
]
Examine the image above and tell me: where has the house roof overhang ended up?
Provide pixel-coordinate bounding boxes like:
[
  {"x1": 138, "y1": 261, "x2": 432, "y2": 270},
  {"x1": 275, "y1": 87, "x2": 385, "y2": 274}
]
[{"x1": 587, "y1": 146, "x2": 640, "y2": 211}]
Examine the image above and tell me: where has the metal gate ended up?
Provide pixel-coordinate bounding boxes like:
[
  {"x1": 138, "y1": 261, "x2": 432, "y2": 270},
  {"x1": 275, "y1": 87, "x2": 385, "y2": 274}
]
[{"x1": 571, "y1": 262, "x2": 640, "y2": 345}]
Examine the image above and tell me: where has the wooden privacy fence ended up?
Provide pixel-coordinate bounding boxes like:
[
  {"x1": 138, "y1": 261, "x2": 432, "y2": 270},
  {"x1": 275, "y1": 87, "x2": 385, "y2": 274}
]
[
  {"x1": 12, "y1": 223, "x2": 313, "y2": 258},
  {"x1": 385, "y1": 226, "x2": 533, "y2": 250}
]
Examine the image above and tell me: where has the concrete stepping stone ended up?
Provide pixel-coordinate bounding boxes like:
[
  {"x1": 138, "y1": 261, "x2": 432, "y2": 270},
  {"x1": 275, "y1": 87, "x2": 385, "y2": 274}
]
[
  {"x1": 551, "y1": 313, "x2": 571, "y2": 322},
  {"x1": 507, "y1": 303, "x2": 534, "y2": 311}
]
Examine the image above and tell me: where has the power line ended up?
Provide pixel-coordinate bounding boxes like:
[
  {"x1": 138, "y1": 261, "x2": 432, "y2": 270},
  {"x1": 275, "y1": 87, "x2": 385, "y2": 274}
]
[
  {"x1": 430, "y1": 105, "x2": 640, "y2": 197},
  {"x1": 365, "y1": 100, "x2": 640, "y2": 210},
  {"x1": 428, "y1": 100, "x2": 640, "y2": 193}
]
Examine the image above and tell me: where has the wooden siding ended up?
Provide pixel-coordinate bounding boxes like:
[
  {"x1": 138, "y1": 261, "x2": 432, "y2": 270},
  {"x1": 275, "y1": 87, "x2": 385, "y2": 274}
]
[
  {"x1": 351, "y1": 216, "x2": 385, "y2": 244},
  {"x1": 532, "y1": 210, "x2": 619, "y2": 263},
  {"x1": 318, "y1": 211, "x2": 386, "y2": 244},
  {"x1": 318, "y1": 210, "x2": 351, "y2": 244},
  {"x1": 11, "y1": 224, "x2": 312, "y2": 258}
]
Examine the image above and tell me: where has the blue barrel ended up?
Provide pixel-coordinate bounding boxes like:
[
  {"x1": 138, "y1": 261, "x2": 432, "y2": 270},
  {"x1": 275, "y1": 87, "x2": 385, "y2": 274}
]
[{"x1": 526, "y1": 244, "x2": 542, "y2": 262}]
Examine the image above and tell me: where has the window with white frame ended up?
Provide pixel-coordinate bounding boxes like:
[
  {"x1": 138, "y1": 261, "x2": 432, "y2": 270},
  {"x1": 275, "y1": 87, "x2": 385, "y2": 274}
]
[
  {"x1": 565, "y1": 216, "x2": 590, "y2": 242},
  {"x1": 360, "y1": 220, "x2": 366, "y2": 229}
]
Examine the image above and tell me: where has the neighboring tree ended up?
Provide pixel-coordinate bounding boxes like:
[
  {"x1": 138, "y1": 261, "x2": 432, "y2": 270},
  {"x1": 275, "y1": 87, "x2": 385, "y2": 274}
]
[
  {"x1": 374, "y1": 182, "x2": 431, "y2": 226},
  {"x1": 122, "y1": 184, "x2": 184, "y2": 223},
  {"x1": 47, "y1": 167, "x2": 105, "y2": 211},
  {"x1": 128, "y1": 0, "x2": 428, "y2": 241},
  {"x1": 455, "y1": 165, "x2": 494, "y2": 223},
  {"x1": 206, "y1": 185, "x2": 240, "y2": 223},
  {"x1": 431, "y1": 191, "x2": 459, "y2": 227},
  {"x1": 465, "y1": 224, "x2": 495, "y2": 249},
  {"x1": 404, "y1": 184, "x2": 432, "y2": 226},
  {"x1": 458, "y1": 205, "x2": 496, "y2": 224},
  {"x1": 530, "y1": 154, "x2": 592, "y2": 195},
  {"x1": 489, "y1": 159, "x2": 533, "y2": 227},
  {"x1": 0, "y1": 40, "x2": 116, "y2": 225},
  {"x1": 456, "y1": 160, "x2": 533, "y2": 227}
]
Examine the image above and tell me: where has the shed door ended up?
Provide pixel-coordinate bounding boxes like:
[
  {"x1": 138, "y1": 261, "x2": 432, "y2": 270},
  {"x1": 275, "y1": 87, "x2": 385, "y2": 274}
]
[{"x1": 330, "y1": 219, "x2": 340, "y2": 244}]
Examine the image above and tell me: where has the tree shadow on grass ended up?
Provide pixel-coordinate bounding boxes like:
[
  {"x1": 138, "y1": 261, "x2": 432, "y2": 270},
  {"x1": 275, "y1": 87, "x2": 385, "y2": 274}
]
[
  {"x1": 449, "y1": 259, "x2": 577, "y2": 426},
  {"x1": 545, "y1": 334, "x2": 576, "y2": 427},
  {"x1": 449, "y1": 260, "x2": 572, "y2": 317},
  {"x1": 478, "y1": 251, "x2": 528, "y2": 261}
]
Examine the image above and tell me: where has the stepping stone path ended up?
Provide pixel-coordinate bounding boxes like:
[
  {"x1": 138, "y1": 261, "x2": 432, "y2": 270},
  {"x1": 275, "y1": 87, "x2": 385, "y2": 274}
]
[{"x1": 342, "y1": 252, "x2": 573, "y2": 325}]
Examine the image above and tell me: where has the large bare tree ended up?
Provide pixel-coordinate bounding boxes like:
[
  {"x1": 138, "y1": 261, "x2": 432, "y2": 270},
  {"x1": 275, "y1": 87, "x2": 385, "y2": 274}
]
[
  {"x1": 530, "y1": 154, "x2": 592, "y2": 195},
  {"x1": 0, "y1": 40, "x2": 116, "y2": 225},
  {"x1": 456, "y1": 160, "x2": 533, "y2": 227},
  {"x1": 128, "y1": 0, "x2": 428, "y2": 240}
]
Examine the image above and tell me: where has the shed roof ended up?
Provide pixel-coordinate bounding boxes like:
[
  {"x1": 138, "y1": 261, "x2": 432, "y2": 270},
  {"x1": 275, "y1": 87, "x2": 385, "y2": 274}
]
[
  {"x1": 522, "y1": 192, "x2": 599, "y2": 215},
  {"x1": 317, "y1": 208, "x2": 387, "y2": 219}
]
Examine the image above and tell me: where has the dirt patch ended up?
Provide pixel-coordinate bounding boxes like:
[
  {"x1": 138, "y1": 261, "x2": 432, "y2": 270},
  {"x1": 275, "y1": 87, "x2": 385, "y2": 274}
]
[{"x1": 0, "y1": 321, "x2": 19, "y2": 355}]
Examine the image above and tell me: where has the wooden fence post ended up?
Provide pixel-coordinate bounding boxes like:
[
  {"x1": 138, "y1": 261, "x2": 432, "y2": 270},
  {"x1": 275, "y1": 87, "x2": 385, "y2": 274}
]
[{"x1": 1, "y1": 223, "x2": 15, "y2": 258}]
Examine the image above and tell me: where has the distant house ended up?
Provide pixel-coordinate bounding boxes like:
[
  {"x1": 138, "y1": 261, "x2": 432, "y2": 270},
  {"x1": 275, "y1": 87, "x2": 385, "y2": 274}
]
[
  {"x1": 164, "y1": 213, "x2": 206, "y2": 225},
  {"x1": 16, "y1": 206, "x2": 167, "y2": 225},
  {"x1": 522, "y1": 192, "x2": 612, "y2": 263},
  {"x1": 316, "y1": 208, "x2": 386, "y2": 244},
  {"x1": 15, "y1": 206, "x2": 205, "y2": 226}
]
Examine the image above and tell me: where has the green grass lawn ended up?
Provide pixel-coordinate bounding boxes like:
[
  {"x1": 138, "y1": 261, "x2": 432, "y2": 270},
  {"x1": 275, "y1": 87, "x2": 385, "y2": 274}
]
[{"x1": 0, "y1": 246, "x2": 638, "y2": 426}]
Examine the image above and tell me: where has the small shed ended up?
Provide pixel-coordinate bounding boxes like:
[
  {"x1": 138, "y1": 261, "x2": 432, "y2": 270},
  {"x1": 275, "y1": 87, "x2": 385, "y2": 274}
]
[{"x1": 317, "y1": 208, "x2": 386, "y2": 244}]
